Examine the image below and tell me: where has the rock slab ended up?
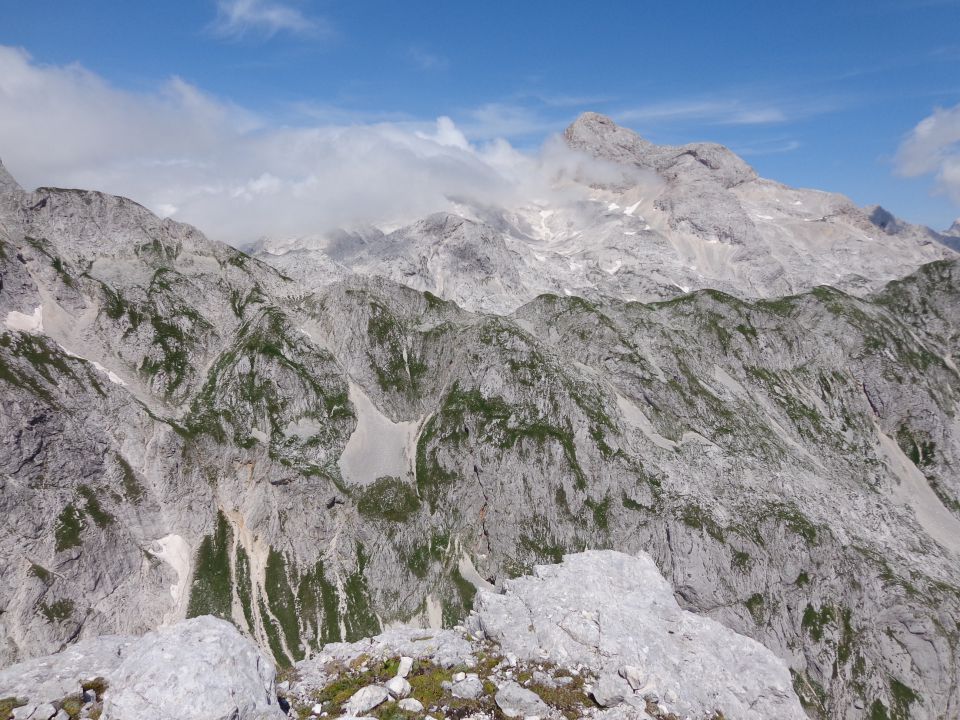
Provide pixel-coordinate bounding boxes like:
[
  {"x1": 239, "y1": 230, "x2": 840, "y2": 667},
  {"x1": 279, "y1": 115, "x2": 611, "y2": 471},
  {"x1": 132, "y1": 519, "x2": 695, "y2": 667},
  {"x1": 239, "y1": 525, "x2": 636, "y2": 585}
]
[
  {"x1": 472, "y1": 550, "x2": 806, "y2": 720},
  {"x1": 0, "y1": 617, "x2": 284, "y2": 720}
]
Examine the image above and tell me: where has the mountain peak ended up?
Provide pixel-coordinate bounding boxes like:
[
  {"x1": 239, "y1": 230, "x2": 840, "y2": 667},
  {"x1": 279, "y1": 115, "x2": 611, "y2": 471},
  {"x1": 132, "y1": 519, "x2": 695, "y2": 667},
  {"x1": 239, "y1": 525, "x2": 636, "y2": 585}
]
[
  {"x1": 563, "y1": 112, "x2": 653, "y2": 162},
  {"x1": 0, "y1": 156, "x2": 23, "y2": 196}
]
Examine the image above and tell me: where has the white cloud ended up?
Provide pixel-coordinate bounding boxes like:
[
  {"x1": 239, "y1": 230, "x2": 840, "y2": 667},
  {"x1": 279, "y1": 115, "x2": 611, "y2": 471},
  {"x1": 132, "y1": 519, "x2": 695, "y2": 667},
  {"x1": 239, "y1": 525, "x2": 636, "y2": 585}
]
[
  {"x1": 211, "y1": 0, "x2": 325, "y2": 39},
  {"x1": 0, "y1": 46, "x2": 649, "y2": 245},
  {"x1": 895, "y1": 102, "x2": 960, "y2": 204}
]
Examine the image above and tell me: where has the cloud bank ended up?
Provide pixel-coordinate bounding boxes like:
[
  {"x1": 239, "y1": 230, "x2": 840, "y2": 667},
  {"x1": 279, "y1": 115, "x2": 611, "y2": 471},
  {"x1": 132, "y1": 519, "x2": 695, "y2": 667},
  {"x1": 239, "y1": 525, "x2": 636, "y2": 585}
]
[
  {"x1": 0, "y1": 46, "x2": 651, "y2": 245},
  {"x1": 896, "y1": 102, "x2": 960, "y2": 208}
]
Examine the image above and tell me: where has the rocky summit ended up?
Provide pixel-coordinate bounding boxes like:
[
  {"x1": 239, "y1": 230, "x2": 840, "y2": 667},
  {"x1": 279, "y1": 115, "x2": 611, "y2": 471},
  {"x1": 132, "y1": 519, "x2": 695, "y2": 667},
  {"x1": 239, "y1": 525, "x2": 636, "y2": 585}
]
[{"x1": 1, "y1": 114, "x2": 959, "y2": 720}]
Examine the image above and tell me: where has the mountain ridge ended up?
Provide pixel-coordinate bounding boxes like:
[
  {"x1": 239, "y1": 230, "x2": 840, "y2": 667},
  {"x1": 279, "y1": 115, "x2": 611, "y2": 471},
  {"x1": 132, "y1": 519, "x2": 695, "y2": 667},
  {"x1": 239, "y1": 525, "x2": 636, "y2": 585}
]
[{"x1": 253, "y1": 113, "x2": 957, "y2": 315}]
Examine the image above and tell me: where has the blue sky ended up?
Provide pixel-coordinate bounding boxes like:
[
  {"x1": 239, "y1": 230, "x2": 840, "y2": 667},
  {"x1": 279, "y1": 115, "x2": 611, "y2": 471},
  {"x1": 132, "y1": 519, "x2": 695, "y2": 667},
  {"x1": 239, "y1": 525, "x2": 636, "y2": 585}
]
[{"x1": 1, "y1": 0, "x2": 959, "y2": 238}]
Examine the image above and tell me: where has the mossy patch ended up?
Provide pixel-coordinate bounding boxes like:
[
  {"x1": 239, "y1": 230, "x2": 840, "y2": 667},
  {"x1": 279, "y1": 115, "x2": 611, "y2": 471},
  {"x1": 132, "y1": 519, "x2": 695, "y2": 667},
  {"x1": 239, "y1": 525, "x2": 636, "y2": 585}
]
[
  {"x1": 30, "y1": 563, "x2": 53, "y2": 584},
  {"x1": 745, "y1": 593, "x2": 765, "y2": 623},
  {"x1": 77, "y1": 485, "x2": 113, "y2": 528},
  {"x1": 40, "y1": 598, "x2": 75, "y2": 623},
  {"x1": 54, "y1": 504, "x2": 84, "y2": 552},
  {"x1": 357, "y1": 477, "x2": 421, "y2": 522},
  {"x1": 343, "y1": 545, "x2": 381, "y2": 640},
  {"x1": 186, "y1": 510, "x2": 234, "y2": 620}
]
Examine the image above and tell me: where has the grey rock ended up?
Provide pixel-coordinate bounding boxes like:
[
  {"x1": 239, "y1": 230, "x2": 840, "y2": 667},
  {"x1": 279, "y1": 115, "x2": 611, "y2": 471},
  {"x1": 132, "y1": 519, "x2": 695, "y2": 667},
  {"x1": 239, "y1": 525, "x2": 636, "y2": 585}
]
[
  {"x1": 102, "y1": 617, "x2": 283, "y2": 720},
  {"x1": 450, "y1": 675, "x2": 484, "y2": 700},
  {"x1": 397, "y1": 698, "x2": 424, "y2": 712},
  {"x1": 385, "y1": 676, "x2": 411, "y2": 699},
  {"x1": 494, "y1": 682, "x2": 550, "y2": 719},
  {"x1": 473, "y1": 551, "x2": 805, "y2": 720},
  {"x1": 590, "y1": 675, "x2": 633, "y2": 708},
  {"x1": 617, "y1": 666, "x2": 645, "y2": 692},
  {"x1": 396, "y1": 656, "x2": 413, "y2": 678},
  {"x1": 342, "y1": 686, "x2": 389, "y2": 716},
  {"x1": 0, "y1": 617, "x2": 281, "y2": 720}
]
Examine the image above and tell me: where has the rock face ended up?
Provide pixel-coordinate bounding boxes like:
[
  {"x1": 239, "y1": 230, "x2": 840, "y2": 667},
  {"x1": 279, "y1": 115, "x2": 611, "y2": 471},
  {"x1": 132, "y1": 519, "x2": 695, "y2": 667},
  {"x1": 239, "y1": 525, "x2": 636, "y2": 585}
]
[
  {"x1": 0, "y1": 616, "x2": 284, "y2": 720},
  {"x1": 472, "y1": 551, "x2": 805, "y2": 719},
  {"x1": 256, "y1": 113, "x2": 957, "y2": 314},
  {"x1": 1, "y1": 127, "x2": 960, "y2": 720}
]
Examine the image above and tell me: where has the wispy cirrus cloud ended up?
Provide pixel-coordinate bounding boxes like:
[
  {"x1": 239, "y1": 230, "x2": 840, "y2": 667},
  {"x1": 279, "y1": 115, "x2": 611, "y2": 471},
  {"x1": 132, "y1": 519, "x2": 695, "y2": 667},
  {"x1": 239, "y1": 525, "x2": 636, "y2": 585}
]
[
  {"x1": 210, "y1": 0, "x2": 328, "y2": 39},
  {"x1": 732, "y1": 139, "x2": 802, "y2": 156},
  {"x1": 617, "y1": 99, "x2": 788, "y2": 126},
  {"x1": 407, "y1": 46, "x2": 448, "y2": 71},
  {"x1": 456, "y1": 102, "x2": 567, "y2": 141},
  {"x1": 895, "y1": 102, "x2": 960, "y2": 204}
]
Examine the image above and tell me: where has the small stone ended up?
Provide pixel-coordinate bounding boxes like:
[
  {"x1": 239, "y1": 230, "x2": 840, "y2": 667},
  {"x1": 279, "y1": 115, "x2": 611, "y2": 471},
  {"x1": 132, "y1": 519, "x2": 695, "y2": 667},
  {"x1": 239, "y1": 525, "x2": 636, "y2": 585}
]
[
  {"x1": 33, "y1": 705, "x2": 57, "y2": 720},
  {"x1": 277, "y1": 680, "x2": 290, "y2": 691},
  {"x1": 451, "y1": 675, "x2": 484, "y2": 700},
  {"x1": 398, "y1": 698, "x2": 424, "y2": 712},
  {"x1": 618, "y1": 665, "x2": 645, "y2": 692},
  {"x1": 494, "y1": 681, "x2": 550, "y2": 719},
  {"x1": 591, "y1": 675, "x2": 631, "y2": 708},
  {"x1": 311, "y1": 703, "x2": 324, "y2": 714},
  {"x1": 663, "y1": 689, "x2": 678, "y2": 704},
  {"x1": 453, "y1": 671, "x2": 466, "y2": 682},
  {"x1": 385, "y1": 676, "x2": 412, "y2": 699},
  {"x1": 396, "y1": 656, "x2": 414, "y2": 678},
  {"x1": 343, "y1": 685, "x2": 390, "y2": 715},
  {"x1": 11, "y1": 706, "x2": 35, "y2": 720},
  {"x1": 53, "y1": 712, "x2": 69, "y2": 720}
]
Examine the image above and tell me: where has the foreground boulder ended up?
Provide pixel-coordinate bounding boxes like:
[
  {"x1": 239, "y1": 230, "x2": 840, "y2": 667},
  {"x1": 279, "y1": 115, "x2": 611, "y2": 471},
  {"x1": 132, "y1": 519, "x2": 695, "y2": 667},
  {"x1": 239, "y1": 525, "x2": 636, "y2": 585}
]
[
  {"x1": 0, "y1": 617, "x2": 283, "y2": 720},
  {"x1": 472, "y1": 550, "x2": 805, "y2": 719},
  {"x1": 282, "y1": 550, "x2": 806, "y2": 720}
]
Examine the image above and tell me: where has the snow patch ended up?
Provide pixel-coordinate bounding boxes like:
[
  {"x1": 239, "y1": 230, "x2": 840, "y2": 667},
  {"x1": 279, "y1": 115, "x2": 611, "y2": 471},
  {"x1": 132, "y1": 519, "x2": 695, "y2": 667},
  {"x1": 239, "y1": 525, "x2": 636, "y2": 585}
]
[
  {"x1": 338, "y1": 381, "x2": 419, "y2": 486},
  {"x1": 607, "y1": 203, "x2": 621, "y2": 212},
  {"x1": 755, "y1": 214, "x2": 774, "y2": 221},
  {"x1": 90, "y1": 361, "x2": 126, "y2": 386},
  {"x1": 150, "y1": 534, "x2": 191, "y2": 620},
  {"x1": 426, "y1": 594, "x2": 443, "y2": 630},
  {"x1": 458, "y1": 552, "x2": 496, "y2": 593},
  {"x1": 616, "y1": 393, "x2": 677, "y2": 451},
  {"x1": 57, "y1": 344, "x2": 126, "y2": 386},
  {"x1": 5, "y1": 306, "x2": 43, "y2": 334},
  {"x1": 876, "y1": 425, "x2": 960, "y2": 555},
  {"x1": 623, "y1": 200, "x2": 642, "y2": 216}
]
